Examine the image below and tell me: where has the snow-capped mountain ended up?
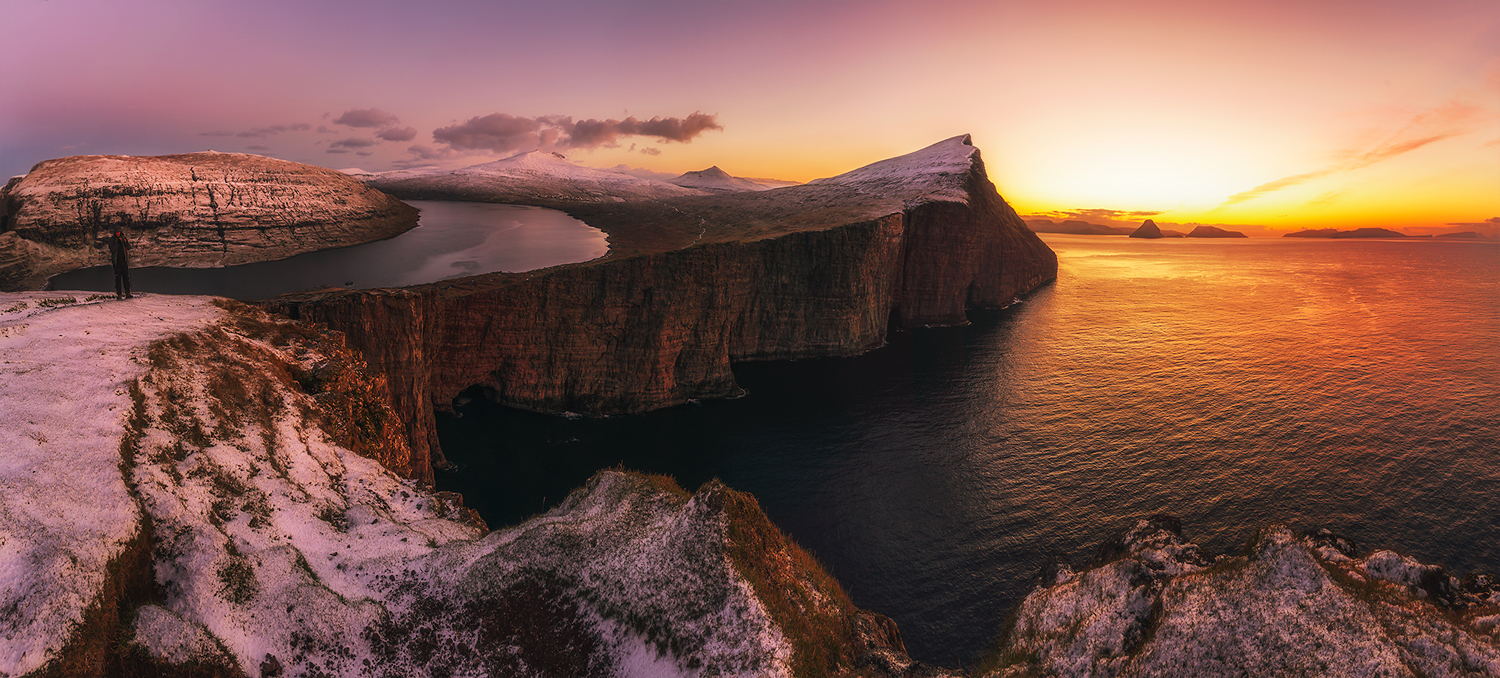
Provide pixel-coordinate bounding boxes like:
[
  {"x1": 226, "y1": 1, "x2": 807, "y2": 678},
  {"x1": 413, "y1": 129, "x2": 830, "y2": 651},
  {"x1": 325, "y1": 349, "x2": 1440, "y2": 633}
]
[{"x1": 362, "y1": 150, "x2": 708, "y2": 203}]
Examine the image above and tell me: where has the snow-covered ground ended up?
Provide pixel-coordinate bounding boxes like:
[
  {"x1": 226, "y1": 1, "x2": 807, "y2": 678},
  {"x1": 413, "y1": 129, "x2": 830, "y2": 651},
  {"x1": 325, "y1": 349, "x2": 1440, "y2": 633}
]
[
  {"x1": 0, "y1": 291, "x2": 832, "y2": 677},
  {"x1": 0, "y1": 291, "x2": 223, "y2": 676},
  {"x1": 809, "y1": 134, "x2": 978, "y2": 205}
]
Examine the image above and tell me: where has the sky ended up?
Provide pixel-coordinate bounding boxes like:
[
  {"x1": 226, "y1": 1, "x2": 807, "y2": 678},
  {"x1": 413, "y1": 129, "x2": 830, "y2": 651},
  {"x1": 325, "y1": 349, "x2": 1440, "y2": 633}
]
[{"x1": 2, "y1": 0, "x2": 1496, "y2": 235}]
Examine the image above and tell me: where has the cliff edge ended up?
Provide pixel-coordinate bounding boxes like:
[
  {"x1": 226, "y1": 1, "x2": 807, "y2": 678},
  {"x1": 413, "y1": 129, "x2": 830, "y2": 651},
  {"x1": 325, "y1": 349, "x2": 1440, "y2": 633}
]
[
  {"x1": 0, "y1": 152, "x2": 419, "y2": 291},
  {"x1": 267, "y1": 135, "x2": 1058, "y2": 479}
]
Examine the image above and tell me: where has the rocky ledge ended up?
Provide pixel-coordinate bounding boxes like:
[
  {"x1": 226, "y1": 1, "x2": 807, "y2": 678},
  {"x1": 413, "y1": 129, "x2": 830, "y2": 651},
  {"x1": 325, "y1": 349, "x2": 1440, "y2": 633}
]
[
  {"x1": 267, "y1": 135, "x2": 1058, "y2": 479},
  {"x1": 985, "y1": 516, "x2": 1499, "y2": 677},
  {"x1": 0, "y1": 293, "x2": 943, "y2": 678},
  {"x1": 0, "y1": 152, "x2": 418, "y2": 291}
]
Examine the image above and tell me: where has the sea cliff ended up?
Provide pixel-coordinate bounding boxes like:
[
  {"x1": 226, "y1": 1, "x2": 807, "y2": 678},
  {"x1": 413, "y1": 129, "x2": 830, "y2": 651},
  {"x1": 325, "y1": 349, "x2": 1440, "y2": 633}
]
[
  {"x1": 267, "y1": 136, "x2": 1056, "y2": 480},
  {"x1": 0, "y1": 152, "x2": 418, "y2": 291}
]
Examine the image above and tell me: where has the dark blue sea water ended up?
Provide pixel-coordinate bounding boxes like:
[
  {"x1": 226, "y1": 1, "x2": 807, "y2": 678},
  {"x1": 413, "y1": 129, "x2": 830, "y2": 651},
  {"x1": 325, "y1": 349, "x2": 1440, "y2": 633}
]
[
  {"x1": 47, "y1": 201, "x2": 606, "y2": 300},
  {"x1": 436, "y1": 234, "x2": 1500, "y2": 668}
]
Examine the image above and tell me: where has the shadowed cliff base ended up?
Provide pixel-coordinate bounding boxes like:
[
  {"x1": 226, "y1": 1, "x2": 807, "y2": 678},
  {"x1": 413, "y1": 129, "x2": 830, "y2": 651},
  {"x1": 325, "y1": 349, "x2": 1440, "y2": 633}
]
[{"x1": 265, "y1": 135, "x2": 1058, "y2": 481}]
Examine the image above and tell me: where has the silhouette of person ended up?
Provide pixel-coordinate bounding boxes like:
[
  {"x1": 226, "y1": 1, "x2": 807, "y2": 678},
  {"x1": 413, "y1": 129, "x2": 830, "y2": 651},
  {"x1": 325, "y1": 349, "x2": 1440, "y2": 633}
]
[{"x1": 107, "y1": 230, "x2": 132, "y2": 299}]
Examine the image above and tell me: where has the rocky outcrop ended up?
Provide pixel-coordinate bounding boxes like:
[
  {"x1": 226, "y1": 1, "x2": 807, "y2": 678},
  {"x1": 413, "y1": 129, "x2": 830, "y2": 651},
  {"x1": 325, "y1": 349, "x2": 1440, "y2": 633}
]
[
  {"x1": 0, "y1": 294, "x2": 945, "y2": 677},
  {"x1": 670, "y1": 166, "x2": 770, "y2": 193},
  {"x1": 1186, "y1": 224, "x2": 1247, "y2": 238},
  {"x1": 0, "y1": 152, "x2": 418, "y2": 291},
  {"x1": 985, "y1": 517, "x2": 1500, "y2": 677},
  {"x1": 266, "y1": 135, "x2": 1058, "y2": 477}
]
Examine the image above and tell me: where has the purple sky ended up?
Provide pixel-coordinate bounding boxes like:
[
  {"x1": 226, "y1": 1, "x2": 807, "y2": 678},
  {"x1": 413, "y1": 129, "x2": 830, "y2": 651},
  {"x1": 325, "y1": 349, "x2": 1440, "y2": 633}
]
[{"x1": 3, "y1": 0, "x2": 1497, "y2": 231}]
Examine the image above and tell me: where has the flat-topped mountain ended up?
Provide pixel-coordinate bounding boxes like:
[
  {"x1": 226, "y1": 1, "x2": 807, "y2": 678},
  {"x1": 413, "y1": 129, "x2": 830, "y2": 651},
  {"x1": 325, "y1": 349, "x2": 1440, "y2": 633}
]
[
  {"x1": 363, "y1": 150, "x2": 708, "y2": 203},
  {"x1": 669, "y1": 165, "x2": 769, "y2": 193},
  {"x1": 1436, "y1": 231, "x2": 1492, "y2": 239},
  {"x1": 1187, "y1": 224, "x2": 1247, "y2": 238},
  {"x1": 268, "y1": 134, "x2": 1059, "y2": 478},
  {"x1": 1285, "y1": 227, "x2": 1421, "y2": 238},
  {"x1": 0, "y1": 152, "x2": 417, "y2": 291}
]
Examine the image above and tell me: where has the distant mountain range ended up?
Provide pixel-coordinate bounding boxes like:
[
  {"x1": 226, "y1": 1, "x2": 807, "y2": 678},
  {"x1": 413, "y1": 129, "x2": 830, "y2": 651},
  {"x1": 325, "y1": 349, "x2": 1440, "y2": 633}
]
[{"x1": 1026, "y1": 219, "x2": 1135, "y2": 235}]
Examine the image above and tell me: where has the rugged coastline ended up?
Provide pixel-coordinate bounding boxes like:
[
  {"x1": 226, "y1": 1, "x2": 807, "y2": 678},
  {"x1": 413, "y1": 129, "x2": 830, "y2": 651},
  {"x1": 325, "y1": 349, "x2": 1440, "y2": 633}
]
[{"x1": 268, "y1": 135, "x2": 1058, "y2": 480}]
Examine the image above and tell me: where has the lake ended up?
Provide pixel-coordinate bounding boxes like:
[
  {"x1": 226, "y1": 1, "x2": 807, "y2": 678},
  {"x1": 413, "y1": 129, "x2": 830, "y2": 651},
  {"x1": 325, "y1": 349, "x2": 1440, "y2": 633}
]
[
  {"x1": 47, "y1": 200, "x2": 607, "y2": 300},
  {"x1": 435, "y1": 234, "x2": 1500, "y2": 668}
]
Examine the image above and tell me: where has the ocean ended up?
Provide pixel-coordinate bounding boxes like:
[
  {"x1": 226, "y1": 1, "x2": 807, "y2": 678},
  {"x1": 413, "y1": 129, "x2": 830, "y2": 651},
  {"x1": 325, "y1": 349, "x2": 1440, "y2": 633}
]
[{"x1": 436, "y1": 234, "x2": 1500, "y2": 668}]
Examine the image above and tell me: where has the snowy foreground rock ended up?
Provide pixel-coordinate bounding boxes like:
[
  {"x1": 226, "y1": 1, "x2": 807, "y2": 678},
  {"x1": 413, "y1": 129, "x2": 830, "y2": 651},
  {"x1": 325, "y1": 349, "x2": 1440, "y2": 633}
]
[
  {"x1": 0, "y1": 292, "x2": 932, "y2": 677},
  {"x1": 985, "y1": 516, "x2": 1500, "y2": 677}
]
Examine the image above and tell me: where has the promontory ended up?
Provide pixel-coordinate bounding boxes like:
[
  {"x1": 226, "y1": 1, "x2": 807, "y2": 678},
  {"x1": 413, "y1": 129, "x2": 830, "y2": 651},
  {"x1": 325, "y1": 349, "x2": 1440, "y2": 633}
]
[{"x1": 0, "y1": 152, "x2": 418, "y2": 291}]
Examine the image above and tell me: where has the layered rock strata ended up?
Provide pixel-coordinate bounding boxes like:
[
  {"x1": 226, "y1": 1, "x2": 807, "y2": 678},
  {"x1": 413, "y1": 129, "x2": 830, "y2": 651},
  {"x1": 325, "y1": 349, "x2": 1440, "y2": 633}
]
[
  {"x1": 985, "y1": 517, "x2": 1500, "y2": 677},
  {"x1": 0, "y1": 152, "x2": 418, "y2": 291},
  {"x1": 268, "y1": 135, "x2": 1058, "y2": 478},
  {"x1": 0, "y1": 293, "x2": 940, "y2": 678}
]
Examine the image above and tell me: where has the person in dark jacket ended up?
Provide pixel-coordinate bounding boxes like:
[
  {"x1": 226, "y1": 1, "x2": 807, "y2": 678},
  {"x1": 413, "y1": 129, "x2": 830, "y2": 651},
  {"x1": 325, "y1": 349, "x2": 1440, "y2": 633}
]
[{"x1": 107, "y1": 230, "x2": 132, "y2": 299}]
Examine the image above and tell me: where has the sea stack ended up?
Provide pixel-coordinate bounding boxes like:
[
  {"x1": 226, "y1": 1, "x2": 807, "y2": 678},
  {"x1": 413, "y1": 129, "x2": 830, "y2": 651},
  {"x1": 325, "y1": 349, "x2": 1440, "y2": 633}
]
[
  {"x1": 0, "y1": 152, "x2": 419, "y2": 291},
  {"x1": 1129, "y1": 219, "x2": 1165, "y2": 238}
]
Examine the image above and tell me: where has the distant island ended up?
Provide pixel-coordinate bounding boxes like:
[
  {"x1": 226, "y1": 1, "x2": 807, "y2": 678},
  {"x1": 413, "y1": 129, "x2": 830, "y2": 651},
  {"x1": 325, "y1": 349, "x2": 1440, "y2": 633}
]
[
  {"x1": 1284, "y1": 227, "x2": 1427, "y2": 239},
  {"x1": 1186, "y1": 224, "x2": 1247, "y2": 238},
  {"x1": 1435, "y1": 231, "x2": 1494, "y2": 240},
  {"x1": 1026, "y1": 219, "x2": 1134, "y2": 235}
]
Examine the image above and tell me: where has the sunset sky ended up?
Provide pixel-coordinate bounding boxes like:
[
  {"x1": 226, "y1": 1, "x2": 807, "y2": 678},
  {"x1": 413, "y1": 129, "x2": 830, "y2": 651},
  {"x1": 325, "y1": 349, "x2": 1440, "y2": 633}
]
[{"x1": 2, "y1": 0, "x2": 1496, "y2": 235}]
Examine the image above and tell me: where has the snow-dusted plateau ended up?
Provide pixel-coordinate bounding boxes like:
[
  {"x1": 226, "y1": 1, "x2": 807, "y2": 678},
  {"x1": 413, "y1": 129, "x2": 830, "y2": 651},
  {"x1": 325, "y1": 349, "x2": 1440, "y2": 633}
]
[{"x1": 2, "y1": 137, "x2": 1495, "y2": 676}]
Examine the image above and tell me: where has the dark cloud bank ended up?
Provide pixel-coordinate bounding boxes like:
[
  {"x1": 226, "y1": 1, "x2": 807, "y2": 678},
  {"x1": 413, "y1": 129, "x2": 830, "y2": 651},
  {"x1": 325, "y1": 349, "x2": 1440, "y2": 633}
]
[{"x1": 432, "y1": 112, "x2": 721, "y2": 154}]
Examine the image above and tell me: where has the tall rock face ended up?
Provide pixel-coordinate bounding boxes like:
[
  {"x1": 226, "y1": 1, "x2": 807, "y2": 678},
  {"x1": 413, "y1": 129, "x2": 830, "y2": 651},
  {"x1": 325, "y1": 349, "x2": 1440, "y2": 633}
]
[
  {"x1": 0, "y1": 152, "x2": 418, "y2": 291},
  {"x1": 267, "y1": 135, "x2": 1057, "y2": 477}
]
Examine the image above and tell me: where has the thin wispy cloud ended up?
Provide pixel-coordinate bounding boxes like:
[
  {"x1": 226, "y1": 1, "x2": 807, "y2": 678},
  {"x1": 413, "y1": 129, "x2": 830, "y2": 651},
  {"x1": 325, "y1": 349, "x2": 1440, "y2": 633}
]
[
  {"x1": 200, "y1": 123, "x2": 310, "y2": 138},
  {"x1": 1220, "y1": 100, "x2": 1485, "y2": 207}
]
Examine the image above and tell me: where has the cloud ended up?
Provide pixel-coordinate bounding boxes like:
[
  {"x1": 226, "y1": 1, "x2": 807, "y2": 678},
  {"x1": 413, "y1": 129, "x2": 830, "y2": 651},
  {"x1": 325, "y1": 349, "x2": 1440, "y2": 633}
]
[
  {"x1": 326, "y1": 149, "x2": 351, "y2": 154},
  {"x1": 1027, "y1": 208, "x2": 1164, "y2": 224},
  {"x1": 235, "y1": 123, "x2": 311, "y2": 138},
  {"x1": 356, "y1": 151, "x2": 374, "y2": 157},
  {"x1": 330, "y1": 137, "x2": 377, "y2": 149},
  {"x1": 316, "y1": 125, "x2": 336, "y2": 134},
  {"x1": 639, "y1": 147, "x2": 661, "y2": 156},
  {"x1": 334, "y1": 108, "x2": 400, "y2": 128},
  {"x1": 432, "y1": 111, "x2": 721, "y2": 154},
  {"x1": 1220, "y1": 99, "x2": 1485, "y2": 207},
  {"x1": 376, "y1": 126, "x2": 418, "y2": 142}
]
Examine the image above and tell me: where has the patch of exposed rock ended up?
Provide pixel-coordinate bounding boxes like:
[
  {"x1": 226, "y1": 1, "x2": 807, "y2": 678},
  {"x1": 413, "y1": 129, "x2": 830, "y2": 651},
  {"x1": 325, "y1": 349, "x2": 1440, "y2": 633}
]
[
  {"x1": 0, "y1": 152, "x2": 418, "y2": 291},
  {"x1": 985, "y1": 517, "x2": 1500, "y2": 677}
]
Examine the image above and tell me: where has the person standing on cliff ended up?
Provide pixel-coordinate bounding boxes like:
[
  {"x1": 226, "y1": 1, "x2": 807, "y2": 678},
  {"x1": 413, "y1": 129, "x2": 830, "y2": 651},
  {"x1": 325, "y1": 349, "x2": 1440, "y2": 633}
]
[{"x1": 107, "y1": 230, "x2": 132, "y2": 299}]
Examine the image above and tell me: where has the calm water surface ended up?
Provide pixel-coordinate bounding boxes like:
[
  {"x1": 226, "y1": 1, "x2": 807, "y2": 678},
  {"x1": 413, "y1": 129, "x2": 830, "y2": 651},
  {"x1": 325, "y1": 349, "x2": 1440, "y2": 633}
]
[
  {"x1": 47, "y1": 200, "x2": 606, "y2": 300},
  {"x1": 437, "y1": 235, "x2": 1499, "y2": 668}
]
